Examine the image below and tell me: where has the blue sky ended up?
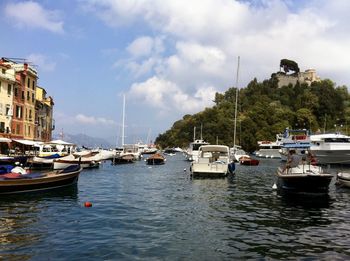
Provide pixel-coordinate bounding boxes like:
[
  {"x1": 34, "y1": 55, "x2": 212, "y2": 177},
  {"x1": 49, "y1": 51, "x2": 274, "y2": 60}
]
[{"x1": 1, "y1": 0, "x2": 349, "y2": 145}]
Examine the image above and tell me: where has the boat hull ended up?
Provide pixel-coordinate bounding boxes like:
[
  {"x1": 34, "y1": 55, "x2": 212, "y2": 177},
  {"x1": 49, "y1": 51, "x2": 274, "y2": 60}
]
[
  {"x1": 276, "y1": 167, "x2": 333, "y2": 194},
  {"x1": 0, "y1": 166, "x2": 82, "y2": 194},
  {"x1": 310, "y1": 150, "x2": 350, "y2": 165},
  {"x1": 337, "y1": 172, "x2": 350, "y2": 187}
]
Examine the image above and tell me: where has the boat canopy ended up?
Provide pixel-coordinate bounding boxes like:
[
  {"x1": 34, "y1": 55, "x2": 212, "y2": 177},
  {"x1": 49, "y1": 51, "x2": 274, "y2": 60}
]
[
  {"x1": 283, "y1": 143, "x2": 310, "y2": 148},
  {"x1": 0, "y1": 138, "x2": 11, "y2": 143},
  {"x1": 199, "y1": 145, "x2": 229, "y2": 153},
  {"x1": 13, "y1": 139, "x2": 43, "y2": 146}
]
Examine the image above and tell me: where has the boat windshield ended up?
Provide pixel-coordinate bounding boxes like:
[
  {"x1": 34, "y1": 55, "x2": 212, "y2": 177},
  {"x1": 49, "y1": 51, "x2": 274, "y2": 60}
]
[{"x1": 324, "y1": 138, "x2": 350, "y2": 143}]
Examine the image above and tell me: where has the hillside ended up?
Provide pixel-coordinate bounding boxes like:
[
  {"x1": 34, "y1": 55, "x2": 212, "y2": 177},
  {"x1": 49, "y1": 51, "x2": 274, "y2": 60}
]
[{"x1": 155, "y1": 77, "x2": 350, "y2": 152}]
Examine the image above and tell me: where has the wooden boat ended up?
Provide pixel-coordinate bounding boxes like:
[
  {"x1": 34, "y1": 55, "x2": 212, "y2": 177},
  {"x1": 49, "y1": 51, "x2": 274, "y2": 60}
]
[
  {"x1": 239, "y1": 156, "x2": 260, "y2": 166},
  {"x1": 146, "y1": 153, "x2": 165, "y2": 165},
  {"x1": 0, "y1": 165, "x2": 82, "y2": 194},
  {"x1": 336, "y1": 172, "x2": 350, "y2": 188},
  {"x1": 191, "y1": 145, "x2": 235, "y2": 178},
  {"x1": 112, "y1": 154, "x2": 135, "y2": 164},
  {"x1": 275, "y1": 163, "x2": 333, "y2": 194}
]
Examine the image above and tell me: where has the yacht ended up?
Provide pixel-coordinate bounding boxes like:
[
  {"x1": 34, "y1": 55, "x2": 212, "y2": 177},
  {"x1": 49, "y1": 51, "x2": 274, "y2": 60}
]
[
  {"x1": 255, "y1": 134, "x2": 283, "y2": 159},
  {"x1": 310, "y1": 133, "x2": 350, "y2": 165},
  {"x1": 190, "y1": 145, "x2": 235, "y2": 178},
  {"x1": 185, "y1": 139, "x2": 209, "y2": 161},
  {"x1": 279, "y1": 128, "x2": 311, "y2": 161}
]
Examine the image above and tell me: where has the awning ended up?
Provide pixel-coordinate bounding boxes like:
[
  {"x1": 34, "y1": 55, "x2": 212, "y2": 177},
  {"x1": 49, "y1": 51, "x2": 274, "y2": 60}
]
[
  {"x1": 13, "y1": 139, "x2": 43, "y2": 146},
  {"x1": 0, "y1": 137, "x2": 11, "y2": 143}
]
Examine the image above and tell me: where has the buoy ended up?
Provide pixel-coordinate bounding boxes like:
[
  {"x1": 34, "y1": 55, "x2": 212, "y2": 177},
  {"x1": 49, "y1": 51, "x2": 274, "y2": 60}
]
[
  {"x1": 272, "y1": 183, "x2": 277, "y2": 190},
  {"x1": 184, "y1": 168, "x2": 186, "y2": 172},
  {"x1": 84, "y1": 201, "x2": 93, "y2": 207}
]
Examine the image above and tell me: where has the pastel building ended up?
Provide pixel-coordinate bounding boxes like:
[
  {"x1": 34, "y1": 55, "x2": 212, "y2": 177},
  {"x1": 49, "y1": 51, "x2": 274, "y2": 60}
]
[
  {"x1": 0, "y1": 58, "x2": 54, "y2": 142},
  {"x1": 0, "y1": 60, "x2": 15, "y2": 136},
  {"x1": 35, "y1": 86, "x2": 54, "y2": 142}
]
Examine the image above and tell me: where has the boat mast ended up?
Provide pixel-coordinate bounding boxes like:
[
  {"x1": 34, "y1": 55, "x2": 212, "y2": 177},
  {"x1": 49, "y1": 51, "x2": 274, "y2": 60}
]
[
  {"x1": 122, "y1": 94, "x2": 126, "y2": 146},
  {"x1": 233, "y1": 56, "x2": 240, "y2": 149},
  {"x1": 200, "y1": 123, "x2": 203, "y2": 140},
  {"x1": 193, "y1": 126, "x2": 196, "y2": 142}
]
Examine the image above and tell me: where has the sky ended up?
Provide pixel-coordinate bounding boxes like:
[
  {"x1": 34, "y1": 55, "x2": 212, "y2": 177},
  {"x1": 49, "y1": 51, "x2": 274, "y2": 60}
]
[{"x1": 1, "y1": 0, "x2": 350, "y2": 145}]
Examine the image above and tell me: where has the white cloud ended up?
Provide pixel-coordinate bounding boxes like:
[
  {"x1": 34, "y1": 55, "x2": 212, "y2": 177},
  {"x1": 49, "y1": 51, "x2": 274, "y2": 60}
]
[
  {"x1": 86, "y1": 0, "x2": 350, "y2": 119},
  {"x1": 5, "y1": 1, "x2": 64, "y2": 33},
  {"x1": 26, "y1": 54, "x2": 56, "y2": 72},
  {"x1": 129, "y1": 76, "x2": 215, "y2": 114},
  {"x1": 75, "y1": 114, "x2": 116, "y2": 125}
]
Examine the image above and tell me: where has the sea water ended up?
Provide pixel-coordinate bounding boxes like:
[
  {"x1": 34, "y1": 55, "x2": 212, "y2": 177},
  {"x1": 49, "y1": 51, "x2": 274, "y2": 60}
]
[{"x1": 0, "y1": 154, "x2": 350, "y2": 260}]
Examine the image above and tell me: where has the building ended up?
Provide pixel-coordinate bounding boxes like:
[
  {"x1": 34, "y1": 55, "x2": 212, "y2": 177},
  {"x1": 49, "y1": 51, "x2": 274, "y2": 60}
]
[
  {"x1": 274, "y1": 68, "x2": 321, "y2": 88},
  {"x1": 35, "y1": 86, "x2": 54, "y2": 142},
  {"x1": 0, "y1": 60, "x2": 15, "y2": 136},
  {"x1": 0, "y1": 58, "x2": 54, "y2": 142}
]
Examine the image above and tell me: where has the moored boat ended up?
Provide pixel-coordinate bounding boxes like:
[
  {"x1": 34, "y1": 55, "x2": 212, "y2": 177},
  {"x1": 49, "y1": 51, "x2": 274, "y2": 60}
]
[
  {"x1": 275, "y1": 163, "x2": 333, "y2": 194},
  {"x1": 190, "y1": 145, "x2": 235, "y2": 178},
  {"x1": 336, "y1": 172, "x2": 350, "y2": 188},
  {"x1": 0, "y1": 165, "x2": 82, "y2": 194},
  {"x1": 239, "y1": 156, "x2": 260, "y2": 166},
  {"x1": 53, "y1": 154, "x2": 100, "y2": 170},
  {"x1": 146, "y1": 153, "x2": 166, "y2": 165}
]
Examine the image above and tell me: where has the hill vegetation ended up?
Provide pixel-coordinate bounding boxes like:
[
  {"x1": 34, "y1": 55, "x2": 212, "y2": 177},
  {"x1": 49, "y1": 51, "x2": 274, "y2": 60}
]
[{"x1": 155, "y1": 77, "x2": 350, "y2": 152}]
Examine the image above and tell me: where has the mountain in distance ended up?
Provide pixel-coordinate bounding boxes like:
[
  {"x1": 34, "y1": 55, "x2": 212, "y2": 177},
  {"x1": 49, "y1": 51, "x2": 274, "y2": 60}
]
[{"x1": 52, "y1": 133, "x2": 115, "y2": 149}]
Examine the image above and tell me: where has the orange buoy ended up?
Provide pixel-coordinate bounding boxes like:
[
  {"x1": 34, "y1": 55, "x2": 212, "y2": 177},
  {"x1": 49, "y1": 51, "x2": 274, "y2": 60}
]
[{"x1": 84, "y1": 201, "x2": 92, "y2": 207}]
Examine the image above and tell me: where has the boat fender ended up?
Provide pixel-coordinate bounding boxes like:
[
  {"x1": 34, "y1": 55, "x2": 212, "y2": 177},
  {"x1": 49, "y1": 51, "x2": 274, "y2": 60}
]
[{"x1": 228, "y1": 162, "x2": 235, "y2": 173}]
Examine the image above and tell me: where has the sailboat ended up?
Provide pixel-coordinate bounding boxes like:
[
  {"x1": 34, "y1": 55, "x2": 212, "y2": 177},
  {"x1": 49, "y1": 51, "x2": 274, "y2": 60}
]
[
  {"x1": 112, "y1": 94, "x2": 139, "y2": 164},
  {"x1": 230, "y1": 56, "x2": 250, "y2": 162}
]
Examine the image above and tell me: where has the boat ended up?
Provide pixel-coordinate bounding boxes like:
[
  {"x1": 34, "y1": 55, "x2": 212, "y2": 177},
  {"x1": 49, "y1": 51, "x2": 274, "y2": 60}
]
[
  {"x1": 239, "y1": 156, "x2": 260, "y2": 166},
  {"x1": 112, "y1": 153, "x2": 135, "y2": 164},
  {"x1": 255, "y1": 134, "x2": 283, "y2": 159},
  {"x1": 275, "y1": 162, "x2": 333, "y2": 194},
  {"x1": 0, "y1": 164, "x2": 82, "y2": 194},
  {"x1": 190, "y1": 145, "x2": 235, "y2": 178},
  {"x1": 310, "y1": 132, "x2": 350, "y2": 165},
  {"x1": 184, "y1": 125, "x2": 209, "y2": 161},
  {"x1": 336, "y1": 172, "x2": 350, "y2": 188},
  {"x1": 146, "y1": 153, "x2": 166, "y2": 165},
  {"x1": 53, "y1": 154, "x2": 100, "y2": 170},
  {"x1": 279, "y1": 128, "x2": 311, "y2": 161},
  {"x1": 230, "y1": 145, "x2": 250, "y2": 162}
]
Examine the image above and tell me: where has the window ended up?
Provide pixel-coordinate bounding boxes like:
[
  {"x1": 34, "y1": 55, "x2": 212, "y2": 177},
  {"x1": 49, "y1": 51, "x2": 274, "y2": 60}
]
[
  {"x1": 0, "y1": 104, "x2": 2, "y2": 115},
  {"x1": 5, "y1": 105, "x2": 11, "y2": 116},
  {"x1": 28, "y1": 126, "x2": 31, "y2": 135},
  {"x1": 27, "y1": 78, "x2": 30, "y2": 88},
  {"x1": 0, "y1": 122, "x2": 5, "y2": 133},
  {"x1": 27, "y1": 91, "x2": 30, "y2": 101},
  {"x1": 16, "y1": 105, "x2": 22, "y2": 119},
  {"x1": 21, "y1": 91, "x2": 25, "y2": 100},
  {"x1": 1, "y1": 69, "x2": 5, "y2": 74},
  {"x1": 16, "y1": 124, "x2": 20, "y2": 134},
  {"x1": 32, "y1": 93, "x2": 35, "y2": 102},
  {"x1": 14, "y1": 87, "x2": 18, "y2": 97},
  {"x1": 7, "y1": 84, "x2": 11, "y2": 95},
  {"x1": 32, "y1": 80, "x2": 35, "y2": 90},
  {"x1": 29, "y1": 109, "x2": 32, "y2": 120}
]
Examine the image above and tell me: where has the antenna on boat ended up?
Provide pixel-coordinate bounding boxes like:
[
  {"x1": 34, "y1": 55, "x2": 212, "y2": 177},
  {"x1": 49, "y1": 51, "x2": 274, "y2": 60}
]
[
  {"x1": 122, "y1": 94, "x2": 126, "y2": 146},
  {"x1": 233, "y1": 56, "x2": 240, "y2": 149}
]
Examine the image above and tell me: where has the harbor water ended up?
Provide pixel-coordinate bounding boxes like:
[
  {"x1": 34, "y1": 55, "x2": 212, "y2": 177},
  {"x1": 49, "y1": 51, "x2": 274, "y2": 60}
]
[{"x1": 1, "y1": 154, "x2": 350, "y2": 260}]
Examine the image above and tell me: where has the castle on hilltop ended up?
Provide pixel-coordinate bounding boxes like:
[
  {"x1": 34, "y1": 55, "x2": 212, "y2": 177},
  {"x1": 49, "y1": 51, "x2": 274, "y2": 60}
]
[{"x1": 272, "y1": 59, "x2": 321, "y2": 88}]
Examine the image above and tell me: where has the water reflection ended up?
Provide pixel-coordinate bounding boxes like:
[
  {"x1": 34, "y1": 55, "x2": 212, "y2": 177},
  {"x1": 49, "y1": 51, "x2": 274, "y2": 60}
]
[{"x1": 0, "y1": 186, "x2": 78, "y2": 259}]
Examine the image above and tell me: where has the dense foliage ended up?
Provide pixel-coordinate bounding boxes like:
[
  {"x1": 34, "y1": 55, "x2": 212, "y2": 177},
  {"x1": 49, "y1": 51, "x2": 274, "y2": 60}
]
[{"x1": 155, "y1": 78, "x2": 350, "y2": 152}]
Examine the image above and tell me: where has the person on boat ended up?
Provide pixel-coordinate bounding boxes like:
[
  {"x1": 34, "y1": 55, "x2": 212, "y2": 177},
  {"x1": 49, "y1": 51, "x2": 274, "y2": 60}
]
[{"x1": 282, "y1": 150, "x2": 301, "y2": 173}]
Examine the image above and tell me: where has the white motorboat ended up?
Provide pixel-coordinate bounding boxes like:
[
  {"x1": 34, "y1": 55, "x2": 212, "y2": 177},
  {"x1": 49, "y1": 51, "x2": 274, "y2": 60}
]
[
  {"x1": 310, "y1": 133, "x2": 350, "y2": 165},
  {"x1": 185, "y1": 139, "x2": 209, "y2": 161},
  {"x1": 53, "y1": 154, "x2": 100, "y2": 170},
  {"x1": 275, "y1": 162, "x2": 333, "y2": 194},
  {"x1": 337, "y1": 172, "x2": 350, "y2": 188},
  {"x1": 255, "y1": 134, "x2": 283, "y2": 159},
  {"x1": 190, "y1": 145, "x2": 235, "y2": 178},
  {"x1": 279, "y1": 128, "x2": 311, "y2": 161},
  {"x1": 230, "y1": 145, "x2": 250, "y2": 162}
]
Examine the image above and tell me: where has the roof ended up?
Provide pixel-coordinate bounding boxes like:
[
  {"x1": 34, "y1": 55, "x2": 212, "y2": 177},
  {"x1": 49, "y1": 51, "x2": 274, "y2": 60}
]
[
  {"x1": 13, "y1": 139, "x2": 43, "y2": 146},
  {"x1": 199, "y1": 145, "x2": 229, "y2": 153}
]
